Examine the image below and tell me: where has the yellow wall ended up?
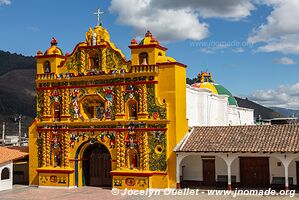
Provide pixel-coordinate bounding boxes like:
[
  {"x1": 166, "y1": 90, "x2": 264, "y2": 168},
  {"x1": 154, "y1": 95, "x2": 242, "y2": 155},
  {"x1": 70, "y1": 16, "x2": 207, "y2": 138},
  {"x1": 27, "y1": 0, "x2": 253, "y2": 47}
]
[
  {"x1": 28, "y1": 120, "x2": 39, "y2": 186},
  {"x1": 156, "y1": 63, "x2": 188, "y2": 188}
]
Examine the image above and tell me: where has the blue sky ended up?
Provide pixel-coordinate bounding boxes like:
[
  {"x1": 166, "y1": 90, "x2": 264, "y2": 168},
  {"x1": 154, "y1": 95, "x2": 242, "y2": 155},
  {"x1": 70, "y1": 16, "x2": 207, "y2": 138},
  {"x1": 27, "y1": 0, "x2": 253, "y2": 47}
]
[{"x1": 0, "y1": 0, "x2": 299, "y2": 109}]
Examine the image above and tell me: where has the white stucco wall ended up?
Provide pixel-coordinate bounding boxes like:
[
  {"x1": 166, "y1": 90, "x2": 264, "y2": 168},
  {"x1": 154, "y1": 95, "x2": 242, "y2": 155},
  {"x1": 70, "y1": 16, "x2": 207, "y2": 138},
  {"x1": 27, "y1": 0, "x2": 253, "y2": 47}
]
[
  {"x1": 180, "y1": 155, "x2": 202, "y2": 181},
  {"x1": 0, "y1": 161, "x2": 13, "y2": 191},
  {"x1": 186, "y1": 85, "x2": 254, "y2": 127}
]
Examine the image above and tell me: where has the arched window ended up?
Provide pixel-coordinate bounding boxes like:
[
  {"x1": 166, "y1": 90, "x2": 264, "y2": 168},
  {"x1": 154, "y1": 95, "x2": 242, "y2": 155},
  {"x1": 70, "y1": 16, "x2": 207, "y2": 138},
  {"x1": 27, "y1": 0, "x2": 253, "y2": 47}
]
[
  {"x1": 139, "y1": 52, "x2": 148, "y2": 65},
  {"x1": 44, "y1": 61, "x2": 51, "y2": 73},
  {"x1": 1, "y1": 167, "x2": 9, "y2": 180}
]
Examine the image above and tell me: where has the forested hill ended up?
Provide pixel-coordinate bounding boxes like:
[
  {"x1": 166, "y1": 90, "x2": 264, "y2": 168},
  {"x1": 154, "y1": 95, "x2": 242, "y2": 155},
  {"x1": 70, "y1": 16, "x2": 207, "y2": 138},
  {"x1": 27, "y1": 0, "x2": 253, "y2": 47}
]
[
  {"x1": 0, "y1": 50, "x2": 35, "y2": 136},
  {"x1": 0, "y1": 50, "x2": 35, "y2": 75}
]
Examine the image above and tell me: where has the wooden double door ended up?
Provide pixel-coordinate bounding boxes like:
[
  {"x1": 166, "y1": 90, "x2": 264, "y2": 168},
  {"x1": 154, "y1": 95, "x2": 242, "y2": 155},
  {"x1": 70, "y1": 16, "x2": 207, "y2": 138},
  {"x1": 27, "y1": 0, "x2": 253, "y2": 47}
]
[
  {"x1": 240, "y1": 157, "x2": 269, "y2": 188},
  {"x1": 83, "y1": 144, "x2": 112, "y2": 187}
]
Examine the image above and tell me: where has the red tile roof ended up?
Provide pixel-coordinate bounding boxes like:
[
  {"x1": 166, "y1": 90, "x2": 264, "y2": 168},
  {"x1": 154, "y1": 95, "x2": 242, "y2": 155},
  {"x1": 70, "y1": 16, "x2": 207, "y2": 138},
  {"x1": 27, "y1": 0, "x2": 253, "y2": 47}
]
[
  {"x1": 175, "y1": 124, "x2": 299, "y2": 153},
  {"x1": 0, "y1": 146, "x2": 29, "y2": 164}
]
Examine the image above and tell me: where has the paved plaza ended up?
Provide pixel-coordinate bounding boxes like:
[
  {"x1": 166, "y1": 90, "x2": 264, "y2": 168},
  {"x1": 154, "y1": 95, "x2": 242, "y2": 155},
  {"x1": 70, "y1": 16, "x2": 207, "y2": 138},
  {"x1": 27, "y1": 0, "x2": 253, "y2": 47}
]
[{"x1": 1, "y1": 186, "x2": 299, "y2": 200}]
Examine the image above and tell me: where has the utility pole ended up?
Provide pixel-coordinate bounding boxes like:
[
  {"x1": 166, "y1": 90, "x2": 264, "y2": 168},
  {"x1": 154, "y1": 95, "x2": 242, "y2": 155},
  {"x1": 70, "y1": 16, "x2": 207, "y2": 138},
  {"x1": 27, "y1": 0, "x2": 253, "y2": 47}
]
[
  {"x1": 18, "y1": 115, "x2": 22, "y2": 146},
  {"x1": 2, "y1": 122, "x2": 5, "y2": 146}
]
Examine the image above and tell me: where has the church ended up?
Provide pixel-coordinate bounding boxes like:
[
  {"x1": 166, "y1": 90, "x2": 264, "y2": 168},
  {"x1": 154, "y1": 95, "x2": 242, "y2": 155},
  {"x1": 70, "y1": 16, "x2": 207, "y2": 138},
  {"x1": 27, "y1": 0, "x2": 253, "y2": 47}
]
[
  {"x1": 28, "y1": 16, "x2": 188, "y2": 189},
  {"x1": 29, "y1": 11, "x2": 299, "y2": 191}
]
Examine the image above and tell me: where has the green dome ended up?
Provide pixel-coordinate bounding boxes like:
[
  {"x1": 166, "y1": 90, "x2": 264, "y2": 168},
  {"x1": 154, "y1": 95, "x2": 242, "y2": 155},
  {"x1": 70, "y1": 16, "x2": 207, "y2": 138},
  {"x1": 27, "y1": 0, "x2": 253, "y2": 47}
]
[{"x1": 213, "y1": 84, "x2": 238, "y2": 106}]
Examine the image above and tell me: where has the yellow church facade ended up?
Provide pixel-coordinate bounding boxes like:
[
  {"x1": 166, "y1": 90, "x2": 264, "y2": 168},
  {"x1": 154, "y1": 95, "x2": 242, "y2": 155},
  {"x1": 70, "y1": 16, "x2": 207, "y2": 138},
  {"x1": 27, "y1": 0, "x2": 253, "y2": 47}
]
[{"x1": 28, "y1": 24, "x2": 188, "y2": 189}]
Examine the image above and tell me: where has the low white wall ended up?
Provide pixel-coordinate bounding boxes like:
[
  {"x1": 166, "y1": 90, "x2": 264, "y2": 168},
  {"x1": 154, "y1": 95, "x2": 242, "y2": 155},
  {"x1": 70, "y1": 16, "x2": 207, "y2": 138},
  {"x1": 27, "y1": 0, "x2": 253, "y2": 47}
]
[{"x1": 0, "y1": 161, "x2": 13, "y2": 191}]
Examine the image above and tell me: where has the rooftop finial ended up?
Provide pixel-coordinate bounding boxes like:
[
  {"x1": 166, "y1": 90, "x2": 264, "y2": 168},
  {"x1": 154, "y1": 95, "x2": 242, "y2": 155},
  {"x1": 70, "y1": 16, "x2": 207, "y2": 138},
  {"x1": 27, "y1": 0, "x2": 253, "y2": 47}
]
[
  {"x1": 94, "y1": 8, "x2": 104, "y2": 26},
  {"x1": 51, "y1": 37, "x2": 57, "y2": 46}
]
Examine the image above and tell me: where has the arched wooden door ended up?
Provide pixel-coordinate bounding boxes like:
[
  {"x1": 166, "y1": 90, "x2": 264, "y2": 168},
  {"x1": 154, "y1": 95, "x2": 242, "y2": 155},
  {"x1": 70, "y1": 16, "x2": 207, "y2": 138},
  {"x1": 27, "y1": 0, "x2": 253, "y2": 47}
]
[{"x1": 83, "y1": 143, "x2": 112, "y2": 187}]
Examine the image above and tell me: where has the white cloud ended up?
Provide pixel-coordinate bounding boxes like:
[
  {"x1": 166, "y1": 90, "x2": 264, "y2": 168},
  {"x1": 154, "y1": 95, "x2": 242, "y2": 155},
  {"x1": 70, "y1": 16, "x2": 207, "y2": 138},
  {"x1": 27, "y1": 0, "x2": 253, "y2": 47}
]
[
  {"x1": 250, "y1": 82, "x2": 299, "y2": 109},
  {"x1": 274, "y1": 57, "x2": 296, "y2": 65},
  {"x1": 150, "y1": 0, "x2": 255, "y2": 20},
  {"x1": 249, "y1": 0, "x2": 299, "y2": 54},
  {"x1": 0, "y1": 0, "x2": 11, "y2": 5},
  {"x1": 109, "y1": 0, "x2": 255, "y2": 42}
]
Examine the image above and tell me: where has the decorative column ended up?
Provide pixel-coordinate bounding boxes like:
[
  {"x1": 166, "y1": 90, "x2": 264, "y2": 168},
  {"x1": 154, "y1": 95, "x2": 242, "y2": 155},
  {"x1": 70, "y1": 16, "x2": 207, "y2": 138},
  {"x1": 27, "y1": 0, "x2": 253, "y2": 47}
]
[
  {"x1": 116, "y1": 131, "x2": 125, "y2": 169},
  {"x1": 61, "y1": 130, "x2": 70, "y2": 167},
  {"x1": 41, "y1": 131, "x2": 47, "y2": 167},
  {"x1": 43, "y1": 90, "x2": 51, "y2": 116},
  {"x1": 139, "y1": 132, "x2": 149, "y2": 170},
  {"x1": 42, "y1": 131, "x2": 51, "y2": 166},
  {"x1": 116, "y1": 132, "x2": 121, "y2": 169},
  {"x1": 46, "y1": 131, "x2": 51, "y2": 166},
  {"x1": 101, "y1": 48, "x2": 107, "y2": 72},
  {"x1": 137, "y1": 84, "x2": 148, "y2": 120},
  {"x1": 115, "y1": 86, "x2": 125, "y2": 120},
  {"x1": 61, "y1": 89, "x2": 70, "y2": 117}
]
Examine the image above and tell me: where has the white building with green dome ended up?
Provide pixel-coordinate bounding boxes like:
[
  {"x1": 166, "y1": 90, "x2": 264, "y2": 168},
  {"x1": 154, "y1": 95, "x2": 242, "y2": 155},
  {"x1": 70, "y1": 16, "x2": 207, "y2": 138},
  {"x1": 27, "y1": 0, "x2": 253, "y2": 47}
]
[{"x1": 186, "y1": 72, "x2": 254, "y2": 127}]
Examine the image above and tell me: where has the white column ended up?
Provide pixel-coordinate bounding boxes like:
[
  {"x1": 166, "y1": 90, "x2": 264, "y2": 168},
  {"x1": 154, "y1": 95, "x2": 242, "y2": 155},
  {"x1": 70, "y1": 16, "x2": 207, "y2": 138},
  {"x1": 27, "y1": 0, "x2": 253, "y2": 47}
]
[
  {"x1": 227, "y1": 162, "x2": 232, "y2": 189},
  {"x1": 219, "y1": 154, "x2": 239, "y2": 190},
  {"x1": 284, "y1": 164, "x2": 289, "y2": 190},
  {"x1": 176, "y1": 153, "x2": 187, "y2": 189},
  {"x1": 274, "y1": 154, "x2": 297, "y2": 191}
]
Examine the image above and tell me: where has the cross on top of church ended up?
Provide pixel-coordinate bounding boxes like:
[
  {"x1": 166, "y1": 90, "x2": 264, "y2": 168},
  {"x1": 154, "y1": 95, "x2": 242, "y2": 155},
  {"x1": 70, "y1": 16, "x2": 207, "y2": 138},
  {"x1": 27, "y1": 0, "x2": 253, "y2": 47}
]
[{"x1": 94, "y1": 8, "x2": 104, "y2": 26}]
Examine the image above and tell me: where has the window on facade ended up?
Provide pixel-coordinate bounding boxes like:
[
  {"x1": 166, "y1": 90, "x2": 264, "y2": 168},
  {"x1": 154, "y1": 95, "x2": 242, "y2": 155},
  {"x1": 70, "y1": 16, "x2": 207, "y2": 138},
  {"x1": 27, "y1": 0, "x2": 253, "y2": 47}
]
[
  {"x1": 81, "y1": 95, "x2": 106, "y2": 120},
  {"x1": 44, "y1": 61, "x2": 51, "y2": 73},
  {"x1": 1, "y1": 168, "x2": 9, "y2": 180},
  {"x1": 127, "y1": 149, "x2": 138, "y2": 169},
  {"x1": 91, "y1": 54, "x2": 100, "y2": 69},
  {"x1": 127, "y1": 100, "x2": 138, "y2": 120},
  {"x1": 139, "y1": 52, "x2": 148, "y2": 65},
  {"x1": 53, "y1": 103, "x2": 61, "y2": 122}
]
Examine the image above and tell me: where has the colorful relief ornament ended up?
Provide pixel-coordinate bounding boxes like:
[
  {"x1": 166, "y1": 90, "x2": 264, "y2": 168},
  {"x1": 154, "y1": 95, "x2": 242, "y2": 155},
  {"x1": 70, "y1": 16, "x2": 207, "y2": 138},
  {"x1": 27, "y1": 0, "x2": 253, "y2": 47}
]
[{"x1": 70, "y1": 89, "x2": 82, "y2": 120}]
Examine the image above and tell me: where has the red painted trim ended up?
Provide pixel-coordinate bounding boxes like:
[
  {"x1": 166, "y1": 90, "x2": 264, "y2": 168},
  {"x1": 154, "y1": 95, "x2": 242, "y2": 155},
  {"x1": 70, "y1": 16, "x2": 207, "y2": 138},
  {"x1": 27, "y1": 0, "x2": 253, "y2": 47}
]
[
  {"x1": 37, "y1": 169, "x2": 74, "y2": 174},
  {"x1": 129, "y1": 44, "x2": 167, "y2": 51},
  {"x1": 176, "y1": 183, "x2": 180, "y2": 189},
  {"x1": 110, "y1": 171, "x2": 167, "y2": 177},
  {"x1": 37, "y1": 80, "x2": 158, "y2": 91},
  {"x1": 60, "y1": 116, "x2": 70, "y2": 118},
  {"x1": 36, "y1": 128, "x2": 167, "y2": 132},
  {"x1": 157, "y1": 62, "x2": 187, "y2": 68},
  {"x1": 137, "y1": 113, "x2": 148, "y2": 116}
]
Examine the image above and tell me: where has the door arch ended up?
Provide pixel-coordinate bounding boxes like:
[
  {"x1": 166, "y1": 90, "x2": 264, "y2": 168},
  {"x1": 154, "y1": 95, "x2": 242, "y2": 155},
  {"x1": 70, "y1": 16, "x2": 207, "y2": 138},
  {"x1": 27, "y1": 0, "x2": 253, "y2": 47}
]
[{"x1": 82, "y1": 143, "x2": 112, "y2": 187}]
